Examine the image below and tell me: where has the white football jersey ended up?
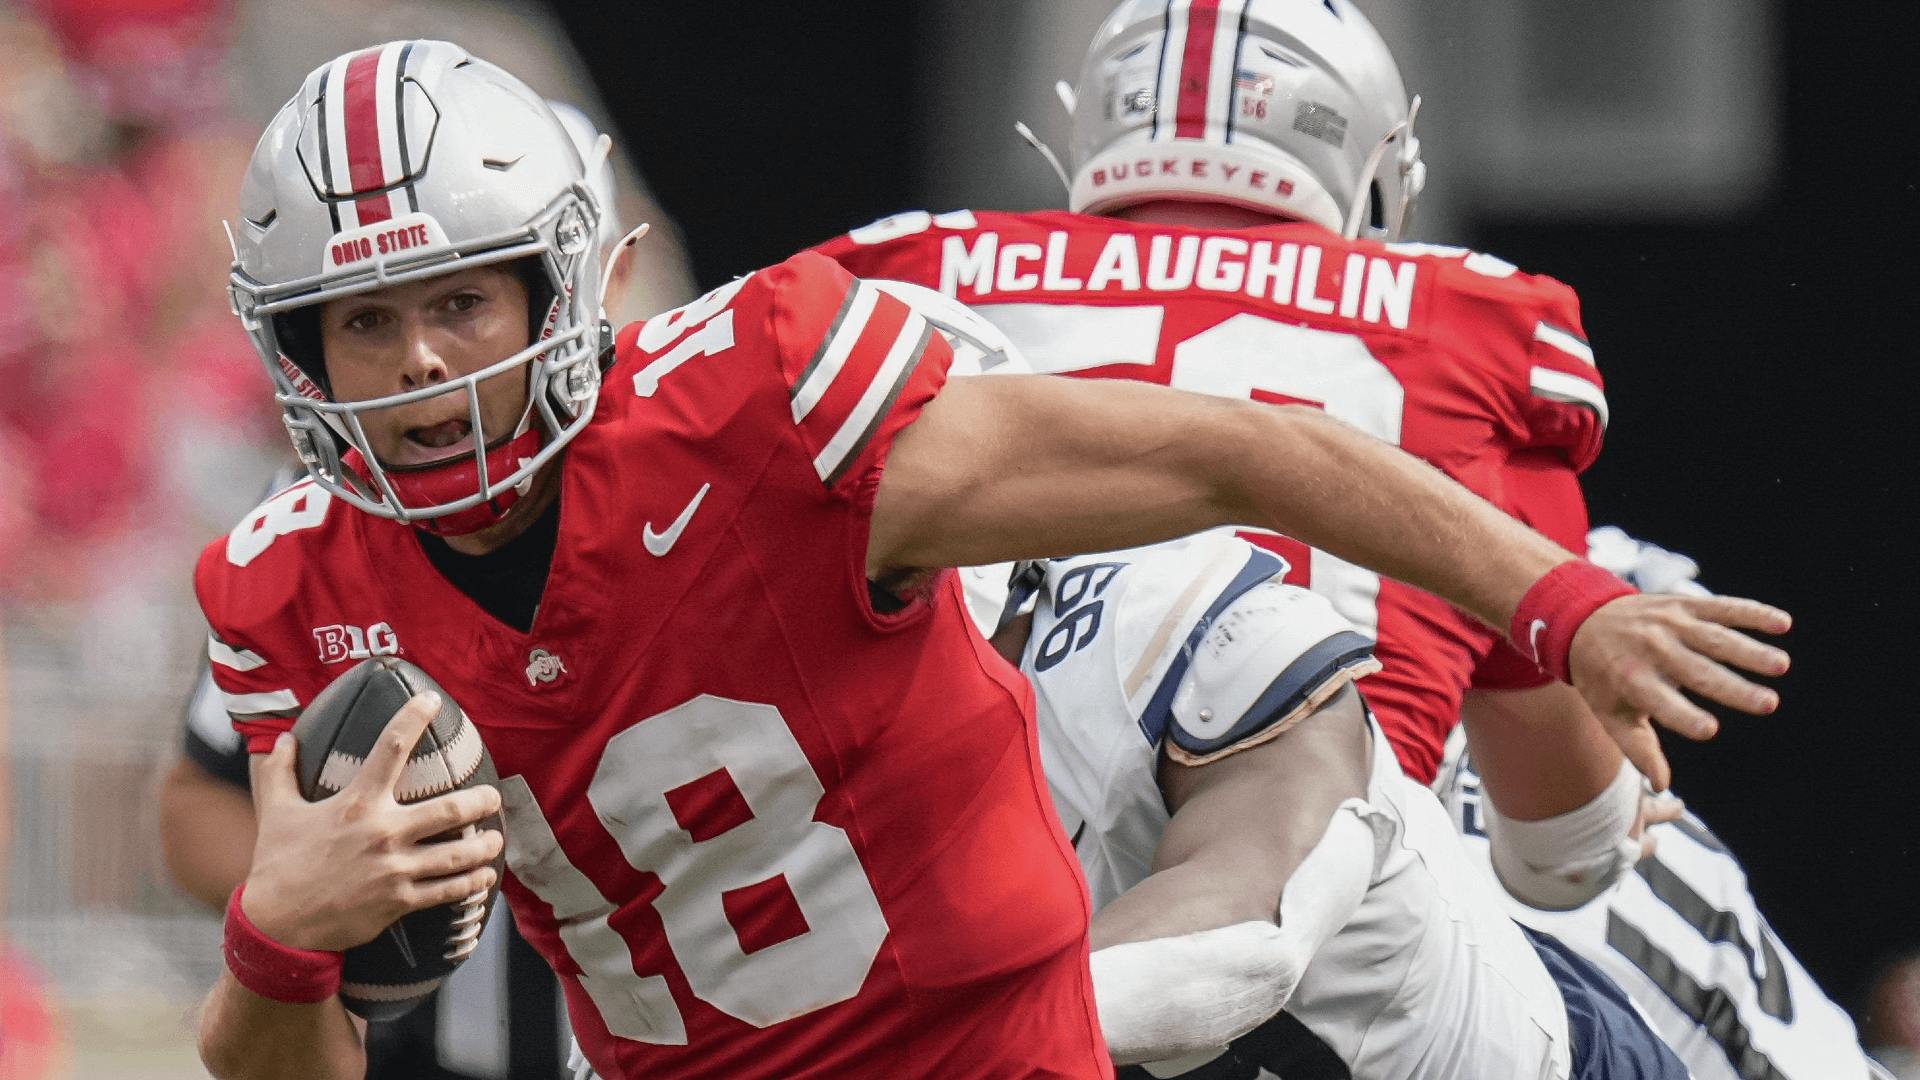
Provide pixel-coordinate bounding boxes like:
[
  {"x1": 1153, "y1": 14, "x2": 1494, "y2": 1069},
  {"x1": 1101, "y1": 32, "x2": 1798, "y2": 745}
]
[
  {"x1": 1435, "y1": 732, "x2": 1878, "y2": 1080},
  {"x1": 1022, "y1": 533, "x2": 1574, "y2": 1080}
]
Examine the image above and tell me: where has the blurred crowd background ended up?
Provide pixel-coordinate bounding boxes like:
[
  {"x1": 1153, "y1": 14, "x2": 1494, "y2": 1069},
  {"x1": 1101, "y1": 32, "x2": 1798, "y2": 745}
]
[{"x1": 0, "y1": 0, "x2": 1911, "y2": 1076}]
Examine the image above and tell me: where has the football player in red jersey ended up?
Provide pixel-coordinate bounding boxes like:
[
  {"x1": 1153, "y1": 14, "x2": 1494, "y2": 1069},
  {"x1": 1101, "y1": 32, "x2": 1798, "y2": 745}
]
[
  {"x1": 815, "y1": 0, "x2": 1712, "y2": 913},
  {"x1": 196, "y1": 38, "x2": 1789, "y2": 1080}
]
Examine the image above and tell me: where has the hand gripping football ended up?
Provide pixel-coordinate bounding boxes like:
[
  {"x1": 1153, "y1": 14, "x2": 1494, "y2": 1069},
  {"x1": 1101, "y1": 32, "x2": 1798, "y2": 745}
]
[{"x1": 291, "y1": 656, "x2": 504, "y2": 1019}]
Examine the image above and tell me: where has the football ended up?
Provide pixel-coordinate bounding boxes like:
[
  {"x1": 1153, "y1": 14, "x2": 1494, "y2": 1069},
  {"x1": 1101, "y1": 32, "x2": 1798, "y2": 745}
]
[{"x1": 290, "y1": 656, "x2": 504, "y2": 1020}]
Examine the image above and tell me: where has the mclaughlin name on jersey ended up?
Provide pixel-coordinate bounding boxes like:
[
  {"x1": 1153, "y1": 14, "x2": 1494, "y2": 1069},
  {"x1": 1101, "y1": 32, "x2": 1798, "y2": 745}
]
[
  {"x1": 816, "y1": 209, "x2": 1608, "y2": 783},
  {"x1": 933, "y1": 220, "x2": 1420, "y2": 330},
  {"x1": 195, "y1": 252, "x2": 1109, "y2": 1080}
]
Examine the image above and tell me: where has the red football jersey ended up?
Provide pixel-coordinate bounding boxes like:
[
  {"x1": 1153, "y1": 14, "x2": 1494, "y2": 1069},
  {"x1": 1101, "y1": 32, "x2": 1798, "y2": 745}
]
[
  {"x1": 194, "y1": 251, "x2": 1109, "y2": 1079},
  {"x1": 814, "y1": 210, "x2": 1608, "y2": 782}
]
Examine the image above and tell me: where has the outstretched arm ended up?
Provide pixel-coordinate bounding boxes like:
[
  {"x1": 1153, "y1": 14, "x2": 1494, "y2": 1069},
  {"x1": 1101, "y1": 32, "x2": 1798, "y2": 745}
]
[
  {"x1": 874, "y1": 376, "x2": 1553, "y2": 626},
  {"x1": 872, "y1": 374, "x2": 1791, "y2": 788}
]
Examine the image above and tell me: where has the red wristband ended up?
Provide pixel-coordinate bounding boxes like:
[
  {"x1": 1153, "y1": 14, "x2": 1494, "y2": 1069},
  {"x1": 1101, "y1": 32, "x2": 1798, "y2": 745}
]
[
  {"x1": 1510, "y1": 559, "x2": 1637, "y2": 683},
  {"x1": 223, "y1": 884, "x2": 343, "y2": 1004}
]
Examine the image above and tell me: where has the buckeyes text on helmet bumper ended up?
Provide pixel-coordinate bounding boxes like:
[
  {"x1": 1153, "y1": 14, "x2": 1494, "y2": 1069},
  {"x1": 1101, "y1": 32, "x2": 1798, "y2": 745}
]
[{"x1": 1066, "y1": 0, "x2": 1425, "y2": 242}]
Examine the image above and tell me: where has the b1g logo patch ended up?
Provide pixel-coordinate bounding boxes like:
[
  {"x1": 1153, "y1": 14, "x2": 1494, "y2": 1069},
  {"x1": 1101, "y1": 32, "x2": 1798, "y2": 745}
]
[{"x1": 313, "y1": 622, "x2": 401, "y2": 664}]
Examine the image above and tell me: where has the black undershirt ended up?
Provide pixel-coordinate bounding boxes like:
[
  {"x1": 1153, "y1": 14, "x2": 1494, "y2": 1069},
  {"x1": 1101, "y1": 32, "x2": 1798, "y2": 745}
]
[{"x1": 415, "y1": 498, "x2": 561, "y2": 633}]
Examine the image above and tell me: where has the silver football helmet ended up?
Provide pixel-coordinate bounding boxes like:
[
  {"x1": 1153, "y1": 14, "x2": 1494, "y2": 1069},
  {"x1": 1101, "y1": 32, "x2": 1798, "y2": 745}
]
[
  {"x1": 227, "y1": 40, "x2": 606, "y2": 534},
  {"x1": 1066, "y1": 0, "x2": 1425, "y2": 241}
]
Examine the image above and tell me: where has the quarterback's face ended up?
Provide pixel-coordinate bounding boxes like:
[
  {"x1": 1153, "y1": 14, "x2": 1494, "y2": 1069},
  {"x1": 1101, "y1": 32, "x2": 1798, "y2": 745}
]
[{"x1": 320, "y1": 264, "x2": 532, "y2": 468}]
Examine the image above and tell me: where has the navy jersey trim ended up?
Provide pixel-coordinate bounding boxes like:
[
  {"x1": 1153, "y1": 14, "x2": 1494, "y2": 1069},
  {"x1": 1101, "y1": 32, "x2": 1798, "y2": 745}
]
[
  {"x1": 1604, "y1": 916, "x2": 1790, "y2": 1080},
  {"x1": 1138, "y1": 547, "x2": 1287, "y2": 745},
  {"x1": 1166, "y1": 629, "x2": 1375, "y2": 758}
]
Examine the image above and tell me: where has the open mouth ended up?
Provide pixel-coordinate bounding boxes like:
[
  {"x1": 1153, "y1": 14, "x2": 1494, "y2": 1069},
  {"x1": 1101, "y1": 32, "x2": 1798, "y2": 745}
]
[{"x1": 392, "y1": 418, "x2": 475, "y2": 465}]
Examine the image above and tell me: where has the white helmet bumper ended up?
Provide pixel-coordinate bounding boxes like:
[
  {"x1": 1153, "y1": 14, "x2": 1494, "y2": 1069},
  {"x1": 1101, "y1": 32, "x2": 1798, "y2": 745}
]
[
  {"x1": 1068, "y1": 0, "x2": 1424, "y2": 242},
  {"x1": 1069, "y1": 138, "x2": 1345, "y2": 232}
]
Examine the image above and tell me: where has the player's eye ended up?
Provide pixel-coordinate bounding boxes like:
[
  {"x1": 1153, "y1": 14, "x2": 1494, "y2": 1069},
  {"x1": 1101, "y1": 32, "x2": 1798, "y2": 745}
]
[
  {"x1": 343, "y1": 309, "x2": 386, "y2": 333},
  {"x1": 447, "y1": 291, "x2": 486, "y2": 314}
]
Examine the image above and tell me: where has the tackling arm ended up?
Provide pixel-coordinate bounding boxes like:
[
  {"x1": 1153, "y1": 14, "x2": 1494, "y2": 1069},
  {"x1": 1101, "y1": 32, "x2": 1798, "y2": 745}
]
[{"x1": 1088, "y1": 688, "x2": 1380, "y2": 1064}]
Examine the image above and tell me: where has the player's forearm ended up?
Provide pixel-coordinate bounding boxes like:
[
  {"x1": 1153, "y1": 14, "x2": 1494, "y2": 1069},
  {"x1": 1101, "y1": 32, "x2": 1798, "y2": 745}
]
[
  {"x1": 1097, "y1": 693, "x2": 1372, "y2": 949},
  {"x1": 1089, "y1": 807, "x2": 1379, "y2": 1065},
  {"x1": 1222, "y1": 405, "x2": 1569, "y2": 631},
  {"x1": 1464, "y1": 686, "x2": 1645, "y2": 910},
  {"x1": 198, "y1": 969, "x2": 364, "y2": 1080},
  {"x1": 1091, "y1": 861, "x2": 1252, "y2": 950},
  {"x1": 1463, "y1": 684, "x2": 1622, "y2": 821},
  {"x1": 159, "y1": 759, "x2": 258, "y2": 910}
]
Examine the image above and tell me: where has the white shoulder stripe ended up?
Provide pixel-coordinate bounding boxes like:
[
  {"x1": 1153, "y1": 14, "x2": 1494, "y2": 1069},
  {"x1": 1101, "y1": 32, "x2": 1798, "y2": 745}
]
[
  {"x1": 208, "y1": 634, "x2": 267, "y2": 673},
  {"x1": 790, "y1": 282, "x2": 879, "y2": 424},
  {"x1": 1530, "y1": 366, "x2": 1610, "y2": 428},
  {"x1": 221, "y1": 688, "x2": 300, "y2": 715},
  {"x1": 1533, "y1": 321, "x2": 1595, "y2": 366},
  {"x1": 187, "y1": 671, "x2": 244, "y2": 752},
  {"x1": 811, "y1": 312, "x2": 928, "y2": 483}
]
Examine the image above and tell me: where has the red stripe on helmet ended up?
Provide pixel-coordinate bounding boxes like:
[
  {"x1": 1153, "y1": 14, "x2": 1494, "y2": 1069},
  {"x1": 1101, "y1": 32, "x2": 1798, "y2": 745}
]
[
  {"x1": 342, "y1": 47, "x2": 392, "y2": 224},
  {"x1": 1174, "y1": 0, "x2": 1223, "y2": 139}
]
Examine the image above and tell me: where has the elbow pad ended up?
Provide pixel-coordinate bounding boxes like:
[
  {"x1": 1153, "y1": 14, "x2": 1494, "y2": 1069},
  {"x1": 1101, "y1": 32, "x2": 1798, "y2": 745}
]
[
  {"x1": 1089, "y1": 802, "x2": 1383, "y2": 1065},
  {"x1": 1487, "y1": 759, "x2": 1643, "y2": 911}
]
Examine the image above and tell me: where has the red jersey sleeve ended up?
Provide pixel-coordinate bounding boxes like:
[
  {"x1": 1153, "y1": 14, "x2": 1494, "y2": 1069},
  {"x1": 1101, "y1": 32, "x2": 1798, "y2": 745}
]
[
  {"x1": 192, "y1": 485, "x2": 332, "y2": 752},
  {"x1": 1513, "y1": 276, "x2": 1607, "y2": 471},
  {"x1": 1429, "y1": 258, "x2": 1609, "y2": 473},
  {"x1": 760, "y1": 250, "x2": 955, "y2": 499}
]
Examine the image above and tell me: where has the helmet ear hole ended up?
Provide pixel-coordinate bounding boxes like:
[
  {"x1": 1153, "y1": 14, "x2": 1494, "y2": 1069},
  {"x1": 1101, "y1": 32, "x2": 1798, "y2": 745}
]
[
  {"x1": 273, "y1": 308, "x2": 331, "y2": 397},
  {"x1": 512, "y1": 256, "x2": 557, "y2": 345},
  {"x1": 1368, "y1": 182, "x2": 1385, "y2": 232}
]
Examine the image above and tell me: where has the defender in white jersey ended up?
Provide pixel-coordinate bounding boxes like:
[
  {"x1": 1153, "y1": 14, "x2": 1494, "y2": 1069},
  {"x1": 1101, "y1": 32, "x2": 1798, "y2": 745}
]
[
  {"x1": 986, "y1": 532, "x2": 1687, "y2": 1080},
  {"x1": 1432, "y1": 529, "x2": 1889, "y2": 1080}
]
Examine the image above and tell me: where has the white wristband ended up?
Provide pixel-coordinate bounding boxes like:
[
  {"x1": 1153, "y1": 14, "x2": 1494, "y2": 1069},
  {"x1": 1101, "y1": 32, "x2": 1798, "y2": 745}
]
[{"x1": 1486, "y1": 758, "x2": 1643, "y2": 911}]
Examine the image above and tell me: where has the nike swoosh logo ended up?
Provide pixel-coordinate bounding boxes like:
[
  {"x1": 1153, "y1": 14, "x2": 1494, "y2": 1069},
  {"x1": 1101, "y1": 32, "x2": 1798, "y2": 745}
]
[
  {"x1": 643, "y1": 483, "x2": 712, "y2": 557},
  {"x1": 1527, "y1": 618, "x2": 1548, "y2": 662}
]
